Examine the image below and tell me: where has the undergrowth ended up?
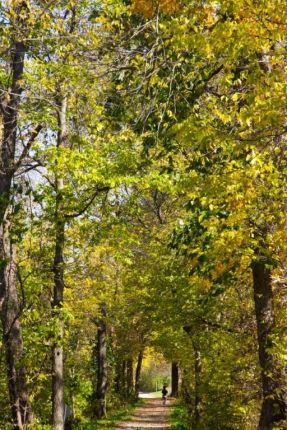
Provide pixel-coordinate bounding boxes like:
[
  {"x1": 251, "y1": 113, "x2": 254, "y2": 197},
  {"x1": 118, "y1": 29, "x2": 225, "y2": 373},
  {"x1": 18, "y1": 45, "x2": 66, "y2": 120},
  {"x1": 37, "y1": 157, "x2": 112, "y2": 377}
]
[{"x1": 170, "y1": 401, "x2": 191, "y2": 430}]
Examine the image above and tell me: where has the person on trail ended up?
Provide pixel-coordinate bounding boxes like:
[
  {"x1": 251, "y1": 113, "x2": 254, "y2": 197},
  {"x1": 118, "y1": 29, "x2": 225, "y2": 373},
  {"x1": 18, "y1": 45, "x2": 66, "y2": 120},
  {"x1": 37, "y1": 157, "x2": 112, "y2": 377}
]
[{"x1": 162, "y1": 384, "x2": 168, "y2": 405}]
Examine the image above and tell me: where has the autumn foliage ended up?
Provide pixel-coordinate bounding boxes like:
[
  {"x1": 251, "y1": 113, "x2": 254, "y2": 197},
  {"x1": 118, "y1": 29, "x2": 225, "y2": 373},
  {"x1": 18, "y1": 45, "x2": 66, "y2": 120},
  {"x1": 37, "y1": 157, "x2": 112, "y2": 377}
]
[
  {"x1": 131, "y1": 0, "x2": 181, "y2": 17},
  {"x1": 1, "y1": 1, "x2": 287, "y2": 430}
]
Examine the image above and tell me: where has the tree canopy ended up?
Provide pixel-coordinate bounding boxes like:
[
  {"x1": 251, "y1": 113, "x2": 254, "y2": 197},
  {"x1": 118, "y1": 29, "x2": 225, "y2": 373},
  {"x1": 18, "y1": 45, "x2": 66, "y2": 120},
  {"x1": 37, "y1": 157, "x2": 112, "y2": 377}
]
[{"x1": 1, "y1": 1, "x2": 287, "y2": 430}]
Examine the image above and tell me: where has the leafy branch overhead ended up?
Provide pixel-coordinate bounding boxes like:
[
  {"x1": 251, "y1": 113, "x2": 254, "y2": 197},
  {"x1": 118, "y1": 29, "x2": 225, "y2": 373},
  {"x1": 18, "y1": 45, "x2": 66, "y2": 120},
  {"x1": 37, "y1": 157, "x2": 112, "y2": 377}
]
[{"x1": 0, "y1": 2, "x2": 287, "y2": 430}]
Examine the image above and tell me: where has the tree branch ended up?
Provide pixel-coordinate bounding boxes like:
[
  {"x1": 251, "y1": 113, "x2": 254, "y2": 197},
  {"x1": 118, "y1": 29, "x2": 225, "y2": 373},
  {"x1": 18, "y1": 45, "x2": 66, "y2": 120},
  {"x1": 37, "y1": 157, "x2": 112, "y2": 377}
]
[
  {"x1": 13, "y1": 124, "x2": 43, "y2": 173},
  {"x1": 64, "y1": 186, "x2": 110, "y2": 219}
]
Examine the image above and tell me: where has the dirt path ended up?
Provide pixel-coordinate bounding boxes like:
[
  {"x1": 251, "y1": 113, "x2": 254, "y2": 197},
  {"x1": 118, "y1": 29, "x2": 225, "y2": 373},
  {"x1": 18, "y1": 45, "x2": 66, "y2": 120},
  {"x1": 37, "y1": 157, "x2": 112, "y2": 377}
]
[{"x1": 114, "y1": 398, "x2": 175, "y2": 430}]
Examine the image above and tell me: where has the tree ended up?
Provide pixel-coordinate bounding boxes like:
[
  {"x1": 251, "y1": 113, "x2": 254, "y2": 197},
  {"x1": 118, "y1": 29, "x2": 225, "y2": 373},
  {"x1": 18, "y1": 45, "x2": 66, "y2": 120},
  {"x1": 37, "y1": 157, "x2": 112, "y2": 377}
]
[{"x1": 0, "y1": 2, "x2": 44, "y2": 427}]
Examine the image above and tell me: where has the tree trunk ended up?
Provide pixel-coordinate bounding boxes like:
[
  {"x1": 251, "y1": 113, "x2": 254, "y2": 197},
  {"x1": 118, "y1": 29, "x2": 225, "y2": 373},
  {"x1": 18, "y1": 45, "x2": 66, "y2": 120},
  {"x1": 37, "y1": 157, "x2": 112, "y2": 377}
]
[
  {"x1": 52, "y1": 339, "x2": 64, "y2": 430},
  {"x1": 135, "y1": 350, "x2": 144, "y2": 398},
  {"x1": 0, "y1": 5, "x2": 34, "y2": 427},
  {"x1": 126, "y1": 358, "x2": 134, "y2": 398},
  {"x1": 52, "y1": 95, "x2": 67, "y2": 430},
  {"x1": 252, "y1": 260, "x2": 287, "y2": 429},
  {"x1": 52, "y1": 217, "x2": 65, "y2": 430},
  {"x1": 0, "y1": 39, "x2": 25, "y2": 222},
  {"x1": 193, "y1": 344, "x2": 202, "y2": 428},
  {"x1": 182, "y1": 327, "x2": 201, "y2": 425},
  {"x1": 181, "y1": 368, "x2": 192, "y2": 407},
  {"x1": 1, "y1": 225, "x2": 32, "y2": 430},
  {"x1": 115, "y1": 359, "x2": 122, "y2": 394},
  {"x1": 121, "y1": 360, "x2": 127, "y2": 395},
  {"x1": 171, "y1": 362, "x2": 179, "y2": 397},
  {"x1": 95, "y1": 304, "x2": 107, "y2": 419},
  {"x1": 115, "y1": 359, "x2": 127, "y2": 396}
]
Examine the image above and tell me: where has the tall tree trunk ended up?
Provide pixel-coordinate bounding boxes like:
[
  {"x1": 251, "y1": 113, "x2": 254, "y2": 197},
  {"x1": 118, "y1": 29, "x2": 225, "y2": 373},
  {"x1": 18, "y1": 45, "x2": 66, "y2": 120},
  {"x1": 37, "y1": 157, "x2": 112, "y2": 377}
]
[
  {"x1": 115, "y1": 359, "x2": 122, "y2": 394},
  {"x1": 1, "y1": 225, "x2": 32, "y2": 429},
  {"x1": 52, "y1": 95, "x2": 67, "y2": 430},
  {"x1": 114, "y1": 359, "x2": 127, "y2": 396},
  {"x1": 183, "y1": 327, "x2": 201, "y2": 425},
  {"x1": 95, "y1": 304, "x2": 107, "y2": 419},
  {"x1": 126, "y1": 358, "x2": 134, "y2": 398},
  {"x1": 252, "y1": 259, "x2": 287, "y2": 429},
  {"x1": 193, "y1": 343, "x2": 202, "y2": 428},
  {"x1": 171, "y1": 362, "x2": 179, "y2": 397},
  {"x1": 0, "y1": 42, "x2": 24, "y2": 221},
  {"x1": 0, "y1": 6, "x2": 32, "y2": 426},
  {"x1": 135, "y1": 350, "x2": 144, "y2": 398},
  {"x1": 52, "y1": 217, "x2": 65, "y2": 430},
  {"x1": 181, "y1": 368, "x2": 192, "y2": 407},
  {"x1": 121, "y1": 360, "x2": 127, "y2": 395}
]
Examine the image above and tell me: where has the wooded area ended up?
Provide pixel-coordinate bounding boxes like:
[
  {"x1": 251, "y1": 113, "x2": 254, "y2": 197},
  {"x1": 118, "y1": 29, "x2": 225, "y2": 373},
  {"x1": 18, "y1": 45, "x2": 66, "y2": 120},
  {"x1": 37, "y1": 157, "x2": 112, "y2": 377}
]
[{"x1": 1, "y1": 1, "x2": 287, "y2": 429}]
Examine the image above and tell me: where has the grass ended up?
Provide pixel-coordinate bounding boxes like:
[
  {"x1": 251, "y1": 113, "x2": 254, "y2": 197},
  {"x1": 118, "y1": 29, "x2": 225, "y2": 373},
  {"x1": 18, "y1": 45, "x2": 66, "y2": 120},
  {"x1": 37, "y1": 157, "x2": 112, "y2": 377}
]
[
  {"x1": 170, "y1": 401, "x2": 191, "y2": 430},
  {"x1": 74, "y1": 398, "x2": 144, "y2": 430}
]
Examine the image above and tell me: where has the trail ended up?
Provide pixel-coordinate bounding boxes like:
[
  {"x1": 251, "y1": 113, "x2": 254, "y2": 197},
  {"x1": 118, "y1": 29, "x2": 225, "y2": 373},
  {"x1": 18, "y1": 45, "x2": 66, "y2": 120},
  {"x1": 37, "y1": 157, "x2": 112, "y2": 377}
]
[{"x1": 114, "y1": 398, "x2": 175, "y2": 430}]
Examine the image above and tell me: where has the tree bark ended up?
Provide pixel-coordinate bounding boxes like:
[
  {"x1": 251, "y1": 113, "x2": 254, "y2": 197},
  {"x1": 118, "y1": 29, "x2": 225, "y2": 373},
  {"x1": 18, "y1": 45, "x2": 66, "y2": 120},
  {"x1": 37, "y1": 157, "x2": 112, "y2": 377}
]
[
  {"x1": 126, "y1": 358, "x2": 134, "y2": 398},
  {"x1": 193, "y1": 344, "x2": 202, "y2": 428},
  {"x1": 171, "y1": 362, "x2": 179, "y2": 398},
  {"x1": 95, "y1": 304, "x2": 108, "y2": 419},
  {"x1": 0, "y1": 6, "x2": 26, "y2": 313},
  {"x1": 115, "y1": 359, "x2": 122, "y2": 394},
  {"x1": 52, "y1": 95, "x2": 67, "y2": 430},
  {"x1": 135, "y1": 350, "x2": 144, "y2": 398},
  {"x1": 122, "y1": 360, "x2": 127, "y2": 390},
  {"x1": 1, "y1": 225, "x2": 32, "y2": 430},
  {"x1": 0, "y1": 39, "x2": 25, "y2": 223},
  {"x1": 181, "y1": 368, "x2": 192, "y2": 407},
  {"x1": 52, "y1": 217, "x2": 65, "y2": 430},
  {"x1": 0, "y1": 6, "x2": 33, "y2": 426},
  {"x1": 121, "y1": 360, "x2": 127, "y2": 395},
  {"x1": 183, "y1": 326, "x2": 201, "y2": 425},
  {"x1": 252, "y1": 259, "x2": 287, "y2": 429}
]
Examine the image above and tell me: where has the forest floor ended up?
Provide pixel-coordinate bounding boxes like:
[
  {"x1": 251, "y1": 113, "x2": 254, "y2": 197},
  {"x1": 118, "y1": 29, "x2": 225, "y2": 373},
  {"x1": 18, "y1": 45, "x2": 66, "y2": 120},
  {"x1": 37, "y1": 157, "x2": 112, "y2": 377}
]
[{"x1": 113, "y1": 398, "x2": 175, "y2": 430}]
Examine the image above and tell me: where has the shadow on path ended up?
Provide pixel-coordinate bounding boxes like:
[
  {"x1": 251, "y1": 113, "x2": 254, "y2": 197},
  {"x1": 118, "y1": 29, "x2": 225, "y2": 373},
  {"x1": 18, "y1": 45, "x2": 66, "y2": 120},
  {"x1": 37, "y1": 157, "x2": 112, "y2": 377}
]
[{"x1": 114, "y1": 398, "x2": 175, "y2": 430}]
